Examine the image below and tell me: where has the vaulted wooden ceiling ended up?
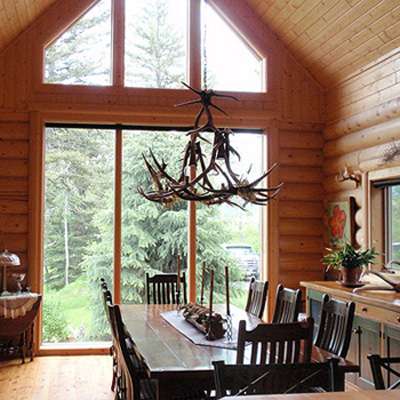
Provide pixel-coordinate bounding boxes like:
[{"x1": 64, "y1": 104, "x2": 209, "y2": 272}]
[{"x1": 1, "y1": 0, "x2": 399, "y2": 89}]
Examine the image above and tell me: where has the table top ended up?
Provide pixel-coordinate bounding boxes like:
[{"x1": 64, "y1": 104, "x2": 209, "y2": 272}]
[
  {"x1": 120, "y1": 303, "x2": 359, "y2": 376},
  {"x1": 221, "y1": 390, "x2": 400, "y2": 400},
  {"x1": 0, "y1": 292, "x2": 40, "y2": 319}
]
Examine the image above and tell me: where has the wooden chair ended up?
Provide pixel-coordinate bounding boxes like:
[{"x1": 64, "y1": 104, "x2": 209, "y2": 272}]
[
  {"x1": 146, "y1": 272, "x2": 187, "y2": 304},
  {"x1": 271, "y1": 284, "x2": 302, "y2": 323},
  {"x1": 368, "y1": 354, "x2": 400, "y2": 390},
  {"x1": 109, "y1": 301, "x2": 156, "y2": 400},
  {"x1": 100, "y1": 279, "x2": 117, "y2": 392},
  {"x1": 0, "y1": 294, "x2": 42, "y2": 363},
  {"x1": 213, "y1": 358, "x2": 340, "y2": 398},
  {"x1": 313, "y1": 294, "x2": 355, "y2": 358},
  {"x1": 245, "y1": 277, "x2": 268, "y2": 319},
  {"x1": 236, "y1": 317, "x2": 314, "y2": 365}
]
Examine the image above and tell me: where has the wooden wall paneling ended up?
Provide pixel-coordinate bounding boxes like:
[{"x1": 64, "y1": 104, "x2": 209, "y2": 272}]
[
  {"x1": 280, "y1": 165, "x2": 325, "y2": 183},
  {"x1": 279, "y1": 217, "x2": 324, "y2": 236},
  {"x1": 280, "y1": 253, "x2": 324, "y2": 272},
  {"x1": 323, "y1": 140, "x2": 400, "y2": 176},
  {"x1": 280, "y1": 235, "x2": 324, "y2": 254},
  {"x1": 279, "y1": 148, "x2": 324, "y2": 167},
  {"x1": 280, "y1": 200, "x2": 325, "y2": 219},
  {"x1": 324, "y1": 117, "x2": 400, "y2": 159},
  {"x1": 325, "y1": 96, "x2": 400, "y2": 140},
  {"x1": 265, "y1": 120, "x2": 280, "y2": 319},
  {"x1": 280, "y1": 183, "x2": 324, "y2": 201}
]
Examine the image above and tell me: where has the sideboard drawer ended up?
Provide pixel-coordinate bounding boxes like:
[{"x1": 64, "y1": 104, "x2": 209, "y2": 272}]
[{"x1": 356, "y1": 302, "x2": 400, "y2": 326}]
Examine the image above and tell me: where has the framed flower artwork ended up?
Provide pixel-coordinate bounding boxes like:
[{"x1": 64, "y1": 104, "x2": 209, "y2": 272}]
[{"x1": 327, "y1": 197, "x2": 355, "y2": 249}]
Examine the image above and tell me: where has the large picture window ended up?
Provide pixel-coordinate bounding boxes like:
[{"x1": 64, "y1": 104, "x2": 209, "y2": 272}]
[{"x1": 43, "y1": 125, "x2": 263, "y2": 345}]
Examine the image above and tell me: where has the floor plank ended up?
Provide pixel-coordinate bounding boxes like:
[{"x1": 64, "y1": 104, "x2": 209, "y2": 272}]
[{"x1": 0, "y1": 356, "x2": 114, "y2": 400}]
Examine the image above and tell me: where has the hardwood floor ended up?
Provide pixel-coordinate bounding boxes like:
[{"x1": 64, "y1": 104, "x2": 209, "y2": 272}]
[{"x1": 0, "y1": 355, "x2": 115, "y2": 400}]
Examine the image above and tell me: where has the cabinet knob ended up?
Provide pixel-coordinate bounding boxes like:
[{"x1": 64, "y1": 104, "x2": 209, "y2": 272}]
[
  {"x1": 361, "y1": 307, "x2": 368, "y2": 312},
  {"x1": 397, "y1": 316, "x2": 400, "y2": 323}
]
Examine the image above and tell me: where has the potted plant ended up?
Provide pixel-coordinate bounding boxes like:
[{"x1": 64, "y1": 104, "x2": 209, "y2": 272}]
[{"x1": 322, "y1": 243, "x2": 378, "y2": 286}]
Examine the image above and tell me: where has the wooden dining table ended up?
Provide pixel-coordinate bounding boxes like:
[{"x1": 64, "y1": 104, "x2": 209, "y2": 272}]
[
  {"x1": 120, "y1": 303, "x2": 359, "y2": 399},
  {"x1": 221, "y1": 391, "x2": 400, "y2": 400}
]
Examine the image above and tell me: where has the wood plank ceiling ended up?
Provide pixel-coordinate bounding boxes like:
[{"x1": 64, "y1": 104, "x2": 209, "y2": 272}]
[{"x1": 0, "y1": 0, "x2": 400, "y2": 89}]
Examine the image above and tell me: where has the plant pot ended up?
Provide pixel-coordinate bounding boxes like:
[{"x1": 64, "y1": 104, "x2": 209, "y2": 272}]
[{"x1": 340, "y1": 266, "x2": 362, "y2": 286}]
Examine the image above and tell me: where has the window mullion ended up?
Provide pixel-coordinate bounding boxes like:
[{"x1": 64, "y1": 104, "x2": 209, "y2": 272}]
[
  {"x1": 112, "y1": 0, "x2": 125, "y2": 86},
  {"x1": 188, "y1": 0, "x2": 201, "y2": 88},
  {"x1": 114, "y1": 129, "x2": 122, "y2": 303}
]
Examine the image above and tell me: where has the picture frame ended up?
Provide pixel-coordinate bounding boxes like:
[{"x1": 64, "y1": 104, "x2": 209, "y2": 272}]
[{"x1": 327, "y1": 197, "x2": 355, "y2": 249}]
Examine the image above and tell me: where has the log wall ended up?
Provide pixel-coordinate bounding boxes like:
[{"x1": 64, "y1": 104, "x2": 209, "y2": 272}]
[
  {"x1": 0, "y1": 0, "x2": 326, "y2": 315},
  {"x1": 324, "y1": 49, "x2": 400, "y2": 250}
]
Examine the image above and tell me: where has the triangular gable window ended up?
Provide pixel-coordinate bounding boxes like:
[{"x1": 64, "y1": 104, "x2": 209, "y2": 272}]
[
  {"x1": 125, "y1": 0, "x2": 187, "y2": 89},
  {"x1": 43, "y1": 0, "x2": 263, "y2": 92},
  {"x1": 202, "y1": 2, "x2": 262, "y2": 92},
  {"x1": 44, "y1": 0, "x2": 112, "y2": 86}
]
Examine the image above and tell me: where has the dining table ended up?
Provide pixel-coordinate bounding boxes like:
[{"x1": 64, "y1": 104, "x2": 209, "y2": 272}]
[
  {"x1": 120, "y1": 303, "x2": 359, "y2": 400},
  {"x1": 221, "y1": 391, "x2": 400, "y2": 400}
]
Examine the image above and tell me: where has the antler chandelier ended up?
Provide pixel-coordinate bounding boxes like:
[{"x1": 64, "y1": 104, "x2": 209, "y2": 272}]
[{"x1": 138, "y1": 83, "x2": 283, "y2": 209}]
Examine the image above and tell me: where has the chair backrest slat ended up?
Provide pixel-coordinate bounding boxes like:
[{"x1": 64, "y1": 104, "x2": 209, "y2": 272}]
[
  {"x1": 271, "y1": 284, "x2": 302, "y2": 323},
  {"x1": 236, "y1": 318, "x2": 314, "y2": 365},
  {"x1": 146, "y1": 272, "x2": 187, "y2": 305},
  {"x1": 368, "y1": 355, "x2": 400, "y2": 390},
  {"x1": 213, "y1": 358, "x2": 341, "y2": 398},
  {"x1": 245, "y1": 278, "x2": 268, "y2": 319},
  {"x1": 314, "y1": 294, "x2": 355, "y2": 358}
]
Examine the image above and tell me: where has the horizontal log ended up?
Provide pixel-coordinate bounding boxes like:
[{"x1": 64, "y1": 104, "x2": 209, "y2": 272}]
[
  {"x1": 276, "y1": 121, "x2": 325, "y2": 131},
  {"x1": 0, "y1": 113, "x2": 29, "y2": 122},
  {"x1": 0, "y1": 233, "x2": 27, "y2": 252},
  {"x1": 280, "y1": 200, "x2": 324, "y2": 219},
  {"x1": 279, "y1": 270, "x2": 324, "y2": 290},
  {"x1": 279, "y1": 148, "x2": 324, "y2": 167},
  {"x1": 323, "y1": 141, "x2": 398, "y2": 175},
  {"x1": 279, "y1": 183, "x2": 325, "y2": 201},
  {"x1": 279, "y1": 131, "x2": 324, "y2": 149},
  {"x1": 279, "y1": 218, "x2": 324, "y2": 236},
  {"x1": 0, "y1": 159, "x2": 28, "y2": 177},
  {"x1": 0, "y1": 140, "x2": 29, "y2": 158},
  {"x1": 0, "y1": 214, "x2": 28, "y2": 233},
  {"x1": 0, "y1": 200, "x2": 28, "y2": 214},
  {"x1": 279, "y1": 235, "x2": 324, "y2": 253},
  {"x1": 279, "y1": 255, "x2": 323, "y2": 272},
  {"x1": 280, "y1": 166, "x2": 324, "y2": 183},
  {"x1": 324, "y1": 117, "x2": 400, "y2": 158},
  {"x1": 0, "y1": 122, "x2": 29, "y2": 140},
  {"x1": 0, "y1": 177, "x2": 28, "y2": 192},
  {"x1": 324, "y1": 97, "x2": 400, "y2": 140}
]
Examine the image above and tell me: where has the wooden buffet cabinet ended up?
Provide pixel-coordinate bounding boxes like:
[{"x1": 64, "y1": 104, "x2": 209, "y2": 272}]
[{"x1": 301, "y1": 281, "x2": 400, "y2": 390}]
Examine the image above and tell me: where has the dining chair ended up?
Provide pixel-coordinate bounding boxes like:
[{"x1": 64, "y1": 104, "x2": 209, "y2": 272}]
[
  {"x1": 213, "y1": 358, "x2": 340, "y2": 398},
  {"x1": 100, "y1": 279, "x2": 117, "y2": 392},
  {"x1": 245, "y1": 277, "x2": 268, "y2": 319},
  {"x1": 271, "y1": 284, "x2": 302, "y2": 323},
  {"x1": 236, "y1": 317, "x2": 314, "y2": 364},
  {"x1": 368, "y1": 354, "x2": 400, "y2": 390},
  {"x1": 313, "y1": 294, "x2": 355, "y2": 358},
  {"x1": 109, "y1": 301, "x2": 156, "y2": 400},
  {"x1": 0, "y1": 294, "x2": 42, "y2": 364},
  {"x1": 146, "y1": 272, "x2": 187, "y2": 304}
]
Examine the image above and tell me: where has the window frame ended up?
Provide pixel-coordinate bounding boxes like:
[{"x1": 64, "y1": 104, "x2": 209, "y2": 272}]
[{"x1": 30, "y1": 0, "x2": 273, "y2": 355}]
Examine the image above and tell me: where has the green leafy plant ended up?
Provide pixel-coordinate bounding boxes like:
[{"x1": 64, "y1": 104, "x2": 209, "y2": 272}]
[{"x1": 322, "y1": 243, "x2": 378, "y2": 271}]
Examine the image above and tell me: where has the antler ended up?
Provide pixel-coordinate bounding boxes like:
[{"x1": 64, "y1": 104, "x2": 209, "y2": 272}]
[{"x1": 138, "y1": 82, "x2": 283, "y2": 208}]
